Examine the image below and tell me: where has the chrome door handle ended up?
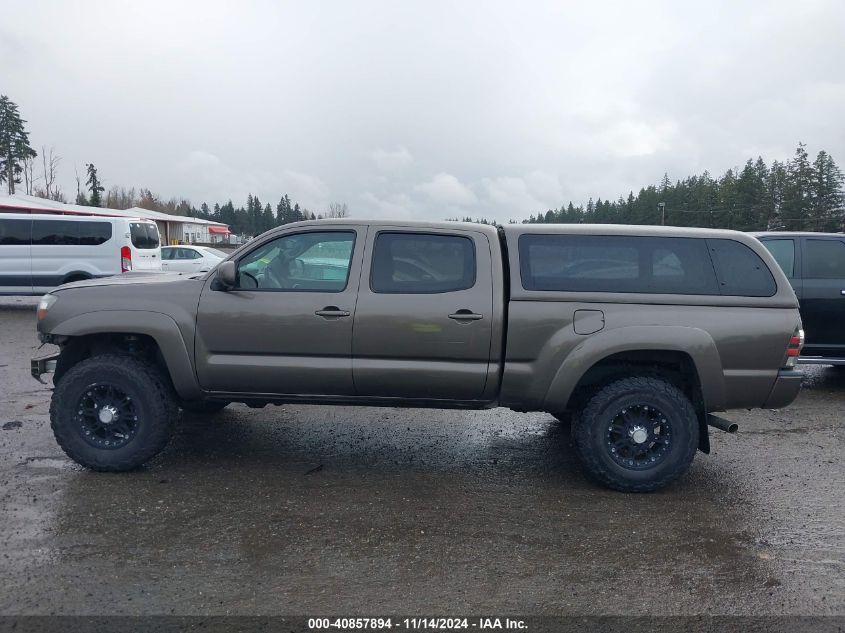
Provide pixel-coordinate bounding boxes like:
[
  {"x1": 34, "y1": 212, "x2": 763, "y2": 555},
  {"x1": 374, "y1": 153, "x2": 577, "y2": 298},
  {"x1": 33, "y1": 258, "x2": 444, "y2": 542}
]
[
  {"x1": 315, "y1": 307, "x2": 350, "y2": 318},
  {"x1": 448, "y1": 310, "x2": 483, "y2": 321},
  {"x1": 840, "y1": 289, "x2": 845, "y2": 296}
]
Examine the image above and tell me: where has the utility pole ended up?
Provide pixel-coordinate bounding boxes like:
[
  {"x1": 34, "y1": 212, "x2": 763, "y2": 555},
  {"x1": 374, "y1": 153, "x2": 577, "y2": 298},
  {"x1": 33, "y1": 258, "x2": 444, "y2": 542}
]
[{"x1": 658, "y1": 202, "x2": 666, "y2": 225}]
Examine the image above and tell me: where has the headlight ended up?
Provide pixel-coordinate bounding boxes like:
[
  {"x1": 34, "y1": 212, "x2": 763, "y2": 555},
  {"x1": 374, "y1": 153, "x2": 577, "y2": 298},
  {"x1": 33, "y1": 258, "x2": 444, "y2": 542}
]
[{"x1": 37, "y1": 294, "x2": 58, "y2": 321}]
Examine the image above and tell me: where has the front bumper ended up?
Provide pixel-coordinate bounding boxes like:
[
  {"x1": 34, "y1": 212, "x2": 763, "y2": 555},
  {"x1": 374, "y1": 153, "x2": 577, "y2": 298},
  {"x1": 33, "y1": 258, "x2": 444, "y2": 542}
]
[
  {"x1": 763, "y1": 369, "x2": 803, "y2": 409},
  {"x1": 31, "y1": 352, "x2": 60, "y2": 384}
]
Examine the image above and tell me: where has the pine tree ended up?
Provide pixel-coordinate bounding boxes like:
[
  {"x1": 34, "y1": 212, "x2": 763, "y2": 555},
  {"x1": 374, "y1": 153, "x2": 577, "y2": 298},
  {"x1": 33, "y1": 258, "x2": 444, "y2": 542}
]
[
  {"x1": 766, "y1": 161, "x2": 787, "y2": 229},
  {"x1": 752, "y1": 157, "x2": 772, "y2": 229},
  {"x1": 0, "y1": 95, "x2": 37, "y2": 195},
  {"x1": 810, "y1": 150, "x2": 845, "y2": 231},
  {"x1": 275, "y1": 197, "x2": 285, "y2": 226},
  {"x1": 251, "y1": 196, "x2": 263, "y2": 234},
  {"x1": 283, "y1": 195, "x2": 293, "y2": 223},
  {"x1": 85, "y1": 163, "x2": 104, "y2": 207},
  {"x1": 219, "y1": 201, "x2": 236, "y2": 232},
  {"x1": 262, "y1": 203, "x2": 274, "y2": 233},
  {"x1": 718, "y1": 169, "x2": 738, "y2": 229},
  {"x1": 735, "y1": 159, "x2": 765, "y2": 230},
  {"x1": 782, "y1": 143, "x2": 814, "y2": 230}
]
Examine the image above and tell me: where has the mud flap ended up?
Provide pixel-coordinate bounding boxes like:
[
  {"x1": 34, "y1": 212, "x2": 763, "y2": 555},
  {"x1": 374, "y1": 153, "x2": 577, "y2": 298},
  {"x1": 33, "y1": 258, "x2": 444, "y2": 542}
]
[{"x1": 698, "y1": 412, "x2": 711, "y2": 454}]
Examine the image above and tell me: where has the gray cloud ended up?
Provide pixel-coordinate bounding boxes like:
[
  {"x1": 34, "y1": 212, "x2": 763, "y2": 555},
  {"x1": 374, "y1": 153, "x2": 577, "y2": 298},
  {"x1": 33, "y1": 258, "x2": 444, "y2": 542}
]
[
  {"x1": 370, "y1": 146, "x2": 414, "y2": 173},
  {"x1": 414, "y1": 173, "x2": 477, "y2": 207},
  {"x1": 3, "y1": 0, "x2": 844, "y2": 222}
]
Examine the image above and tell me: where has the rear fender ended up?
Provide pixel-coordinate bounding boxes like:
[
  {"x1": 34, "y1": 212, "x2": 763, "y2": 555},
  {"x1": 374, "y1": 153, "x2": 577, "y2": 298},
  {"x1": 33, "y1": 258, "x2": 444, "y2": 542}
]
[{"x1": 543, "y1": 325, "x2": 725, "y2": 412}]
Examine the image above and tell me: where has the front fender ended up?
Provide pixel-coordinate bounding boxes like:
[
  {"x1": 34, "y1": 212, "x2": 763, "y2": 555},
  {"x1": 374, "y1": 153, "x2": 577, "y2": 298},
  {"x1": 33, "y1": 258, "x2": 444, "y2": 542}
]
[
  {"x1": 49, "y1": 310, "x2": 202, "y2": 401},
  {"x1": 543, "y1": 325, "x2": 725, "y2": 412}
]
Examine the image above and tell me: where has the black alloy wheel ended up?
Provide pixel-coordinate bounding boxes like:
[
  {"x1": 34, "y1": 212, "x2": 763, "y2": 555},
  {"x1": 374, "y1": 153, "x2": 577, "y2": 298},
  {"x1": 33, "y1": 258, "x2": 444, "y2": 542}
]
[
  {"x1": 75, "y1": 383, "x2": 140, "y2": 449},
  {"x1": 605, "y1": 403, "x2": 672, "y2": 470}
]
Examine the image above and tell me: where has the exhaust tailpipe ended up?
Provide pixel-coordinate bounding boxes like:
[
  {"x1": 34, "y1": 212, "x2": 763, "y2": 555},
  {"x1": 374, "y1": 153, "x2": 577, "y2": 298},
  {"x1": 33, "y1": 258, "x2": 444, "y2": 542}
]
[{"x1": 707, "y1": 414, "x2": 738, "y2": 434}]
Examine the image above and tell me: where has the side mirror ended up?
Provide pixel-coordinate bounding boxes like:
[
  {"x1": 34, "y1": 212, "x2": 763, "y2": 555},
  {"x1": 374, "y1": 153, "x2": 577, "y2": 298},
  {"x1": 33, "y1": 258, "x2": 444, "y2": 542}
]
[{"x1": 216, "y1": 260, "x2": 236, "y2": 289}]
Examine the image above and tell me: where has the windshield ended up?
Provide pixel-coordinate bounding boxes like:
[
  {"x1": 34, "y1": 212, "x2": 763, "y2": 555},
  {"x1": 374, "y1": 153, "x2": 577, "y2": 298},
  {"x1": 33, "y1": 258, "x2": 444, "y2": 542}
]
[
  {"x1": 130, "y1": 222, "x2": 160, "y2": 249},
  {"x1": 205, "y1": 248, "x2": 228, "y2": 258}
]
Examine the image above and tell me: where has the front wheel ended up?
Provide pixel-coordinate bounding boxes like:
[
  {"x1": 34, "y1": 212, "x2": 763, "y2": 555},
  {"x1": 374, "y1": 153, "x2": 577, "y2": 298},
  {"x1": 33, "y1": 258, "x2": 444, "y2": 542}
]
[
  {"x1": 572, "y1": 376, "x2": 699, "y2": 492},
  {"x1": 50, "y1": 354, "x2": 178, "y2": 471}
]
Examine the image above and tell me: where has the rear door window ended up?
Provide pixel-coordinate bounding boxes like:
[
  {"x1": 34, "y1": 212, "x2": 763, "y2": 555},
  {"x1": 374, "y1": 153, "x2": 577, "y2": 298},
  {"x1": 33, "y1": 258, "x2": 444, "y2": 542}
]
[
  {"x1": 370, "y1": 232, "x2": 476, "y2": 294},
  {"x1": 32, "y1": 220, "x2": 79, "y2": 245},
  {"x1": 707, "y1": 239, "x2": 777, "y2": 297},
  {"x1": 0, "y1": 218, "x2": 31, "y2": 245},
  {"x1": 760, "y1": 239, "x2": 795, "y2": 278},
  {"x1": 31, "y1": 219, "x2": 112, "y2": 246},
  {"x1": 518, "y1": 234, "x2": 718, "y2": 294},
  {"x1": 804, "y1": 239, "x2": 845, "y2": 279},
  {"x1": 130, "y1": 223, "x2": 160, "y2": 249},
  {"x1": 77, "y1": 222, "x2": 112, "y2": 246}
]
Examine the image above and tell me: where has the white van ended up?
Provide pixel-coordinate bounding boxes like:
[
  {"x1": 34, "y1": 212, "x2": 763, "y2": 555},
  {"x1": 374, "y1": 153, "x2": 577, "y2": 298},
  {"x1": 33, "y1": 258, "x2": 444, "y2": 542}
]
[{"x1": 0, "y1": 213, "x2": 162, "y2": 295}]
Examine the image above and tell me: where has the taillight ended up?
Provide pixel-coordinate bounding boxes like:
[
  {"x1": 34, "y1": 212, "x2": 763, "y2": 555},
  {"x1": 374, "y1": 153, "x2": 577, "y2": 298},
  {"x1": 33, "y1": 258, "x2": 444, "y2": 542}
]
[
  {"x1": 121, "y1": 246, "x2": 132, "y2": 272},
  {"x1": 783, "y1": 327, "x2": 804, "y2": 368}
]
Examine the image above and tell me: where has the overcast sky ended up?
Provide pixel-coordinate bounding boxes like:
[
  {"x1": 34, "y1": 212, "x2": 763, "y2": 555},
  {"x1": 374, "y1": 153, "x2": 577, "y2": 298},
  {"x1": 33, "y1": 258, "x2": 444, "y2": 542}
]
[{"x1": 3, "y1": 0, "x2": 844, "y2": 221}]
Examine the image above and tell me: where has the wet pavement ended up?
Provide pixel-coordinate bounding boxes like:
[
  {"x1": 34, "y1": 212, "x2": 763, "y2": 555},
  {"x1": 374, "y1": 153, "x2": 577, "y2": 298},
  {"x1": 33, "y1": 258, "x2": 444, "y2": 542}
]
[{"x1": 0, "y1": 297, "x2": 842, "y2": 616}]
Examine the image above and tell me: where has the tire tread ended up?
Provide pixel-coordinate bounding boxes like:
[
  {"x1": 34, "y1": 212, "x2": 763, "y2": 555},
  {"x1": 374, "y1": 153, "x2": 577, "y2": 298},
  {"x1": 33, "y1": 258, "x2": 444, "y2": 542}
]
[
  {"x1": 572, "y1": 376, "x2": 698, "y2": 492},
  {"x1": 50, "y1": 354, "x2": 177, "y2": 471}
]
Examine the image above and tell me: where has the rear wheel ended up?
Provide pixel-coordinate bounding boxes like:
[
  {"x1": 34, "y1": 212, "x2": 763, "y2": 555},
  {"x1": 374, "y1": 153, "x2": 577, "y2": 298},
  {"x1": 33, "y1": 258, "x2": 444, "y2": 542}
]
[
  {"x1": 572, "y1": 376, "x2": 698, "y2": 492},
  {"x1": 50, "y1": 354, "x2": 177, "y2": 471}
]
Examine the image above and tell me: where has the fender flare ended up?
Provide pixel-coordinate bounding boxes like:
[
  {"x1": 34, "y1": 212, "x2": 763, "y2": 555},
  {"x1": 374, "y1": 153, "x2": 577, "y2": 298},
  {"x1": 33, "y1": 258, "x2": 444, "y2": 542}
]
[
  {"x1": 50, "y1": 310, "x2": 202, "y2": 401},
  {"x1": 543, "y1": 325, "x2": 725, "y2": 412}
]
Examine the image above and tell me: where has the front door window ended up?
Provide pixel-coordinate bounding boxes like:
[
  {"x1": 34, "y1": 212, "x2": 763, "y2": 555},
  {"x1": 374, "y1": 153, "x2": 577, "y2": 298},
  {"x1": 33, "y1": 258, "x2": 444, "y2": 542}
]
[{"x1": 236, "y1": 231, "x2": 355, "y2": 291}]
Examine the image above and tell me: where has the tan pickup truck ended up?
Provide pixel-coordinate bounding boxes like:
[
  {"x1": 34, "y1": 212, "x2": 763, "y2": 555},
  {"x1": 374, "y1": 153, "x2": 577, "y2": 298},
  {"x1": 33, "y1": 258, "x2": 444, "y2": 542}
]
[{"x1": 32, "y1": 221, "x2": 804, "y2": 491}]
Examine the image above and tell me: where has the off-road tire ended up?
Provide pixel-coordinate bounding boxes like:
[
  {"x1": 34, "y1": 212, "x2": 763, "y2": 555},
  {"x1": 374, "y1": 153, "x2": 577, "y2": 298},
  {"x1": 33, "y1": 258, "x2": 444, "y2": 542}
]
[
  {"x1": 50, "y1": 354, "x2": 177, "y2": 471},
  {"x1": 572, "y1": 376, "x2": 698, "y2": 492},
  {"x1": 180, "y1": 400, "x2": 229, "y2": 414}
]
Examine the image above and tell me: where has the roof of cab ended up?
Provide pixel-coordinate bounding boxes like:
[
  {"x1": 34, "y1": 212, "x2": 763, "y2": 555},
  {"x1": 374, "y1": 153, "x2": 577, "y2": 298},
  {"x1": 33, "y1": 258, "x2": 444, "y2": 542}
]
[
  {"x1": 260, "y1": 218, "x2": 500, "y2": 236},
  {"x1": 269, "y1": 217, "x2": 756, "y2": 240},
  {"x1": 750, "y1": 231, "x2": 845, "y2": 238}
]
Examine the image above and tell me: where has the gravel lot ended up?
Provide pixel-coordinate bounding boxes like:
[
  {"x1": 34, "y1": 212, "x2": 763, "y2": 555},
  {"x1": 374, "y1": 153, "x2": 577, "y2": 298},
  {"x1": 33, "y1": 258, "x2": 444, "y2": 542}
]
[{"x1": 0, "y1": 297, "x2": 842, "y2": 616}]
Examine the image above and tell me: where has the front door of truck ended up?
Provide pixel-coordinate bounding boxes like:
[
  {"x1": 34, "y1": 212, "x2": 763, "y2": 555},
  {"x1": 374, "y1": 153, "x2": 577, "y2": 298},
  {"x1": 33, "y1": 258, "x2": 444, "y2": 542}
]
[
  {"x1": 352, "y1": 228, "x2": 493, "y2": 400},
  {"x1": 799, "y1": 236, "x2": 845, "y2": 357},
  {"x1": 194, "y1": 226, "x2": 365, "y2": 395}
]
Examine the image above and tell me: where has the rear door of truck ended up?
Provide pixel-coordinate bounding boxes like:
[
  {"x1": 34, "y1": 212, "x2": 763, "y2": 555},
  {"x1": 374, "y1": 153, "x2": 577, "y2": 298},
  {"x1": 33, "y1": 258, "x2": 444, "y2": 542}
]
[
  {"x1": 352, "y1": 226, "x2": 494, "y2": 400},
  {"x1": 798, "y1": 235, "x2": 845, "y2": 357}
]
